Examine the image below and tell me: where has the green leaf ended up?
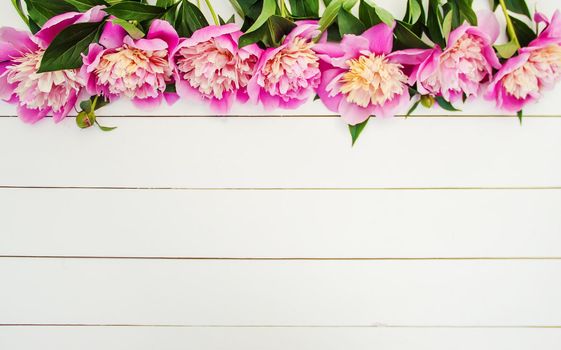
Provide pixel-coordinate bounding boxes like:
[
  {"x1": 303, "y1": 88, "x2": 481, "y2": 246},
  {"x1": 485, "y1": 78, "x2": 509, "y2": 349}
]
[
  {"x1": 441, "y1": 10, "x2": 453, "y2": 39},
  {"x1": 406, "y1": 100, "x2": 421, "y2": 118},
  {"x1": 65, "y1": 0, "x2": 108, "y2": 11},
  {"x1": 228, "y1": 0, "x2": 245, "y2": 18},
  {"x1": 235, "y1": 0, "x2": 263, "y2": 21},
  {"x1": 494, "y1": 39, "x2": 519, "y2": 59},
  {"x1": 457, "y1": 0, "x2": 477, "y2": 26},
  {"x1": 394, "y1": 21, "x2": 431, "y2": 50},
  {"x1": 342, "y1": 0, "x2": 358, "y2": 11},
  {"x1": 435, "y1": 96, "x2": 461, "y2": 112},
  {"x1": 175, "y1": 0, "x2": 209, "y2": 37},
  {"x1": 289, "y1": 0, "x2": 319, "y2": 18},
  {"x1": 96, "y1": 121, "x2": 118, "y2": 132},
  {"x1": 427, "y1": 0, "x2": 445, "y2": 47},
  {"x1": 359, "y1": 0, "x2": 393, "y2": 27},
  {"x1": 493, "y1": 0, "x2": 531, "y2": 19},
  {"x1": 318, "y1": 0, "x2": 343, "y2": 37},
  {"x1": 219, "y1": 14, "x2": 236, "y2": 25},
  {"x1": 105, "y1": 2, "x2": 167, "y2": 21},
  {"x1": 349, "y1": 118, "x2": 369, "y2": 146},
  {"x1": 510, "y1": 15, "x2": 537, "y2": 47},
  {"x1": 24, "y1": 0, "x2": 77, "y2": 26},
  {"x1": 38, "y1": 21, "x2": 104, "y2": 73},
  {"x1": 110, "y1": 18, "x2": 145, "y2": 39},
  {"x1": 406, "y1": 0, "x2": 422, "y2": 24},
  {"x1": 517, "y1": 110, "x2": 523, "y2": 125},
  {"x1": 11, "y1": 0, "x2": 30, "y2": 26},
  {"x1": 239, "y1": 15, "x2": 296, "y2": 47},
  {"x1": 156, "y1": 0, "x2": 177, "y2": 6},
  {"x1": 337, "y1": 9, "x2": 365, "y2": 36},
  {"x1": 244, "y1": 0, "x2": 277, "y2": 34}
]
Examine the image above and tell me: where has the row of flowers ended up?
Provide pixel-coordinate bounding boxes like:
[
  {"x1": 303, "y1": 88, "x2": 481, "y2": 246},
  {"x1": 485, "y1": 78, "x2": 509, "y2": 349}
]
[{"x1": 1, "y1": 1, "x2": 561, "y2": 137}]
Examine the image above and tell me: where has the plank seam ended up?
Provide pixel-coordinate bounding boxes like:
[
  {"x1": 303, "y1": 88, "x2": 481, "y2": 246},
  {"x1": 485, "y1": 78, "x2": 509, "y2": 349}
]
[
  {"x1": 1, "y1": 324, "x2": 560, "y2": 329},
  {"x1": 2, "y1": 256, "x2": 560, "y2": 261},
  {"x1": 1, "y1": 186, "x2": 561, "y2": 191}
]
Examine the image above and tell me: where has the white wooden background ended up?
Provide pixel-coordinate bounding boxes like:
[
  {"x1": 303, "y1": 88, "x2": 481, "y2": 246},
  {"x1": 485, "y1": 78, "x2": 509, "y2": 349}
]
[{"x1": 1, "y1": 0, "x2": 561, "y2": 349}]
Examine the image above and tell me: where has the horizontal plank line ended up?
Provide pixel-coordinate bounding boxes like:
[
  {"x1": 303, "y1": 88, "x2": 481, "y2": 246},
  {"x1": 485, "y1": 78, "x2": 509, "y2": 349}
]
[
  {"x1": 0, "y1": 114, "x2": 561, "y2": 119},
  {"x1": 2, "y1": 255, "x2": 560, "y2": 261},
  {"x1": 1, "y1": 324, "x2": 560, "y2": 329},
  {"x1": 1, "y1": 186, "x2": 561, "y2": 191}
]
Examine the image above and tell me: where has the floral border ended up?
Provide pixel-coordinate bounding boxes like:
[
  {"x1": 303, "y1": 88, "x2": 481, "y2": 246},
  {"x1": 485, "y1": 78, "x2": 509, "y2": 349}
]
[{"x1": 2, "y1": 0, "x2": 560, "y2": 143}]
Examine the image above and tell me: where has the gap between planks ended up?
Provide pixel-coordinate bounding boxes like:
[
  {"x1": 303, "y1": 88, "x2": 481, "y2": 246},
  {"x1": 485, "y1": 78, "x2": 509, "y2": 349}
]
[
  {"x1": 1, "y1": 256, "x2": 561, "y2": 261},
  {"x1": 1, "y1": 324, "x2": 560, "y2": 329},
  {"x1": 1, "y1": 186, "x2": 561, "y2": 191}
]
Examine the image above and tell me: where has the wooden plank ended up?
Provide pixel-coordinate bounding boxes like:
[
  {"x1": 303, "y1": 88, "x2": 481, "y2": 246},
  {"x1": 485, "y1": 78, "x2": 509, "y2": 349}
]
[
  {"x1": 1, "y1": 259, "x2": 560, "y2": 325},
  {"x1": 1, "y1": 327, "x2": 561, "y2": 350},
  {"x1": 1, "y1": 118, "x2": 560, "y2": 188},
  {"x1": 1, "y1": 188, "x2": 560, "y2": 258}
]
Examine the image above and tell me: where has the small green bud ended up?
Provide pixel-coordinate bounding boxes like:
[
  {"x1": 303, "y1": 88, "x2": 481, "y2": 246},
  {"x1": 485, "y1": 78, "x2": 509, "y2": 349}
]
[
  {"x1": 76, "y1": 111, "x2": 95, "y2": 129},
  {"x1": 420, "y1": 95, "x2": 435, "y2": 108}
]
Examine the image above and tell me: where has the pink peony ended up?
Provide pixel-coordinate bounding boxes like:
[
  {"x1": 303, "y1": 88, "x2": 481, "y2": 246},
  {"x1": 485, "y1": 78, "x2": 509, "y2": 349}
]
[
  {"x1": 82, "y1": 19, "x2": 179, "y2": 108},
  {"x1": 247, "y1": 21, "x2": 321, "y2": 110},
  {"x1": 486, "y1": 10, "x2": 561, "y2": 112},
  {"x1": 414, "y1": 10, "x2": 501, "y2": 102},
  {"x1": 313, "y1": 23, "x2": 429, "y2": 125},
  {"x1": 0, "y1": 6, "x2": 105, "y2": 123},
  {"x1": 171, "y1": 24, "x2": 261, "y2": 113}
]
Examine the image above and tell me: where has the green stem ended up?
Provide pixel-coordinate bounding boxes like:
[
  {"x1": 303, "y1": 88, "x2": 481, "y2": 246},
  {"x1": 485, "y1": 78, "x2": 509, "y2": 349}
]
[
  {"x1": 204, "y1": 0, "x2": 220, "y2": 25},
  {"x1": 279, "y1": 0, "x2": 287, "y2": 18},
  {"x1": 11, "y1": 0, "x2": 29, "y2": 26},
  {"x1": 498, "y1": 0, "x2": 520, "y2": 48},
  {"x1": 91, "y1": 96, "x2": 99, "y2": 111}
]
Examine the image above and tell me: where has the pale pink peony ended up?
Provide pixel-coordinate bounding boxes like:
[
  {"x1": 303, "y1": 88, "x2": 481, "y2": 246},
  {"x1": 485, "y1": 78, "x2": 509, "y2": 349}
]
[
  {"x1": 414, "y1": 11, "x2": 501, "y2": 102},
  {"x1": 82, "y1": 20, "x2": 179, "y2": 108},
  {"x1": 172, "y1": 24, "x2": 261, "y2": 113},
  {"x1": 486, "y1": 11, "x2": 561, "y2": 112},
  {"x1": 0, "y1": 6, "x2": 105, "y2": 123},
  {"x1": 248, "y1": 22, "x2": 321, "y2": 110}
]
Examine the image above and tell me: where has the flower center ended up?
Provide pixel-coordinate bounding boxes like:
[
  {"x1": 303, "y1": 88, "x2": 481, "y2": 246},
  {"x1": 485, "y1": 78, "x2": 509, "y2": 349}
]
[
  {"x1": 335, "y1": 53, "x2": 407, "y2": 108},
  {"x1": 175, "y1": 39, "x2": 257, "y2": 100},
  {"x1": 95, "y1": 45, "x2": 172, "y2": 99},
  {"x1": 259, "y1": 37, "x2": 320, "y2": 99},
  {"x1": 503, "y1": 45, "x2": 561, "y2": 99},
  {"x1": 5, "y1": 50, "x2": 83, "y2": 112}
]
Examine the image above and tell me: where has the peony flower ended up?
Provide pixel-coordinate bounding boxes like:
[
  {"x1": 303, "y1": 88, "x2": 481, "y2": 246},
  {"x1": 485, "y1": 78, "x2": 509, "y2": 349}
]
[
  {"x1": 313, "y1": 23, "x2": 429, "y2": 125},
  {"x1": 414, "y1": 10, "x2": 501, "y2": 102},
  {"x1": 0, "y1": 6, "x2": 105, "y2": 123},
  {"x1": 82, "y1": 19, "x2": 179, "y2": 108},
  {"x1": 486, "y1": 10, "x2": 561, "y2": 112},
  {"x1": 171, "y1": 24, "x2": 261, "y2": 113},
  {"x1": 247, "y1": 21, "x2": 321, "y2": 110}
]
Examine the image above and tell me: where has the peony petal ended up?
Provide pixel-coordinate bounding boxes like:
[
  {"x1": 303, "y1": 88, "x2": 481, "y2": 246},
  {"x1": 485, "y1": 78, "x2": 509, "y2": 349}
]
[
  {"x1": 36, "y1": 6, "x2": 106, "y2": 47},
  {"x1": 362, "y1": 22, "x2": 395, "y2": 55},
  {"x1": 338, "y1": 98, "x2": 373, "y2": 125},
  {"x1": 17, "y1": 104, "x2": 48, "y2": 124},
  {"x1": 317, "y1": 68, "x2": 345, "y2": 113},
  {"x1": 99, "y1": 19, "x2": 127, "y2": 49},
  {"x1": 476, "y1": 9, "x2": 500, "y2": 44},
  {"x1": 147, "y1": 19, "x2": 179, "y2": 51},
  {"x1": 0, "y1": 27, "x2": 38, "y2": 61}
]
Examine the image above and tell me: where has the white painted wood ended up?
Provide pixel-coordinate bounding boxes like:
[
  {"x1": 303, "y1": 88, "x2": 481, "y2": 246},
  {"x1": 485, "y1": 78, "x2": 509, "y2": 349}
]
[
  {"x1": 1, "y1": 1, "x2": 561, "y2": 347},
  {"x1": 1, "y1": 259, "x2": 560, "y2": 325},
  {"x1": 1, "y1": 327, "x2": 561, "y2": 350},
  {"x1": 1, "y1": 188, "x2": 560, "y2": 258},
  {"x1": 1, "y1": 117, "x2": 561, "y2": 188}
]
